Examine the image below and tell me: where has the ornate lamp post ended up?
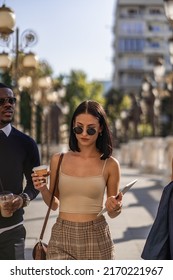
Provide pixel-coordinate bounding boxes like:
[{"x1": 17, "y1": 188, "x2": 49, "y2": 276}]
[
  {"x1": 18, "y1": 74, "x2": 37, "y2": 139},
  {"x1": 0, "y1": 4, "x2": 38, "y2": 129},
  {"x1": 37, "y1": 76, "x2": 52, "y2": 163}
]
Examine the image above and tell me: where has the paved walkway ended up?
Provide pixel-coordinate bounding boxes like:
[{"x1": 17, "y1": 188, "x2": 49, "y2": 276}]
[
  {"x1": 107, "y1": 165, "x2": 164, "y2": 259},
  {"x1": 24, "y1": 161, "x2": 165, "y2": 260}
]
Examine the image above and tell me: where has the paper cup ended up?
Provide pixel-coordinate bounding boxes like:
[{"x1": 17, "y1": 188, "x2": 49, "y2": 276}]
[{"x1": 33, "y1": 165, "x2": 48, "y2": 176}]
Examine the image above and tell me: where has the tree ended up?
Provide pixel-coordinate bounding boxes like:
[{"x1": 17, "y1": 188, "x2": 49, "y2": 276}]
[
  {"x1": 62, "y1": 70, "x2": 105, "y2": 126},
  {"x1": 104, "y1": 88, "x2": 124, "y2": 146},
  {"x1": 20, "y1": 90, "x2": 31, "y2": 132},
  {"x1": 105, "y1": 88, "x2": 134, "y2": 144},
  {"x1": 105, "y1": 88, "x2": 123, "y2": 120}
]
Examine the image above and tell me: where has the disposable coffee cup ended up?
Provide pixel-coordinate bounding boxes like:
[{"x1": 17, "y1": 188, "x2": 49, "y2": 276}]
[
  {"x1": 33, "y1": 165, "x2": 48, "y2": 176},
  {"x1": 0, "y1": 191, "x2": 14, "y2": 217}
]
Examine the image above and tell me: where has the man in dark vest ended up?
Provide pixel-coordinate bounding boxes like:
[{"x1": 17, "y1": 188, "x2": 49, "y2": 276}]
[{"x1": 0, "y1": 83, "x2": 40, "y2": 259}]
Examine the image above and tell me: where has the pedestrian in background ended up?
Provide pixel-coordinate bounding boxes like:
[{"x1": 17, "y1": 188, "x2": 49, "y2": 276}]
[
  {"x1": 32, "y1": 100, "x2": 123, "y2": 260},
  {"x1": 0, "y1": 83, "x2": 40, "y2": 260}
]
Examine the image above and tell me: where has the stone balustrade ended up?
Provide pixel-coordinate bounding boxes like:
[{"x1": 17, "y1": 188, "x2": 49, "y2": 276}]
[{"x1": 116, "y1": 136, "x2": 173, "y2": 184}]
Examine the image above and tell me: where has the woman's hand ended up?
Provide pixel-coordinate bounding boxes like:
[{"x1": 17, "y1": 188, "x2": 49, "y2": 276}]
[
  {"x1": 31, "y1": 172, "x2": 49, "y2": 192},
  {"x1": 105, "y1": 192, "x2": 123, "y2": 214}
]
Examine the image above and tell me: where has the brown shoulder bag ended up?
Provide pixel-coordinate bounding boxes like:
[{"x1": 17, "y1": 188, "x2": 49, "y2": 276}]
[{"x1": 32, "y1": 153, "x2": 64, "y2": 260}]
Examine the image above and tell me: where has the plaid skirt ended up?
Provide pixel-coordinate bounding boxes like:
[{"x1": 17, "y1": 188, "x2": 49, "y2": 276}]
[{"x1": 46, "y1": 215, "x2": 115, "y2": 260}]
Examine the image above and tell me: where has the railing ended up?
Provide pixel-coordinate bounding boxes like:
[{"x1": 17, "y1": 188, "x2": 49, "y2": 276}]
[{"x1": 115, "y1": 136, "x2": 173, "y2": 185}]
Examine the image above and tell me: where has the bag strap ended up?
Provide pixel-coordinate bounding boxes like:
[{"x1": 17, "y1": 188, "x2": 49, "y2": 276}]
[{"x1": 39, "y1": 153, "x2": 64, "y2": 241}]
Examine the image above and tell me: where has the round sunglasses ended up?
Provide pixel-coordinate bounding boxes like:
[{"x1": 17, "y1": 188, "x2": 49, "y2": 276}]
[
  {"x1": 73, "y1": 126, "x2": 97, "y2": 135},
  {"x1": 0, "y1": 97, "x2": 16, "y2": 106}
]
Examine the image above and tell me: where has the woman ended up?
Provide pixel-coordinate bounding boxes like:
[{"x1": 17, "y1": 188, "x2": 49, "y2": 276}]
[{"x1": 32, "y1": 100, "x2": 123, "y2": 260}]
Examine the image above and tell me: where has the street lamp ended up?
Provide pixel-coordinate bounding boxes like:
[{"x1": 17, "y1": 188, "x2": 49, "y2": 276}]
[
  {"x1": 0, "y1": 51, "x2": 12, "y2": 68},
  {"x1": 37, "y1": 76, "x2": 52, "y2": 163},
  {"x1": 0, "y1": 4, "x2": 38, "y2": 129},
  {"x1": 0, "y1": 4, "x2": 15, "y2": 36}
]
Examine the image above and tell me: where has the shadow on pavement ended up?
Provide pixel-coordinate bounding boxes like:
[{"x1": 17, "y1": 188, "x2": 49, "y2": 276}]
[{"x1": 114, "y1": 171, "x2": 164, "y2": 245}]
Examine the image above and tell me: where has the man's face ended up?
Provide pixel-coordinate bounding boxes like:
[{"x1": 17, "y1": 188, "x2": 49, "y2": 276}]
[{"x1": 0, "y1": 87, "x2": 16, "y2": 128}]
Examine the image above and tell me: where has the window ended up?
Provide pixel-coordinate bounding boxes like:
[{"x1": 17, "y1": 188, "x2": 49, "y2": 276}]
[
  {"x1": 148, "y1": 24, "x2": 161, "y2": 32},
  {"x1": 149, "y1": 41, "x2": 160, "y2": 48},
  {"x1": 118, "y1": 38, "x2": 145, "y2": 52},
  {"x1": 128, "y1": 9, "x2": 138, "y2": 16},
  {"x1": 128, "y1": 58, "x2": 143, "y2": 68},
  {"x1": 149, "y1": 8, "x2": 161, "y2": 15},
  {"x1": 121, "y1": 22, "x2": 144, "y2": 34}
]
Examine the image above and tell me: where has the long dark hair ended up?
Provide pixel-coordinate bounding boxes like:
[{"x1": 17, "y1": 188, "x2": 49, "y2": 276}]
[{"x1": 69, "y1": 100, "x2": 113, "y2": 159}]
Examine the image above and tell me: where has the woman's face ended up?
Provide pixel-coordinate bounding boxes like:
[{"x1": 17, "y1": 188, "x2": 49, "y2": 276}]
[{"x1": 73, "y1": 113, "x2": 102, "y2": 147}]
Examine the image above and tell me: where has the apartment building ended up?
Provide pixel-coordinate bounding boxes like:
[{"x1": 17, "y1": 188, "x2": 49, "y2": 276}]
[{"x1": 112, "y1": 0, "x2": 172, "y2": 95}]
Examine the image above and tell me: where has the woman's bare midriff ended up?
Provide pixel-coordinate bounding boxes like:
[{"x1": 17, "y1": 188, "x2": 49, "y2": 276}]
[{"x1": 59, "y1": 212, "x2": 99, "y2": 222}]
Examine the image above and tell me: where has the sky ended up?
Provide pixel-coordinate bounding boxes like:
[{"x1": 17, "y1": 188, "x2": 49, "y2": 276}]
[{"x1": 0, "y1": 0, "x2": 117, "y2": 82}]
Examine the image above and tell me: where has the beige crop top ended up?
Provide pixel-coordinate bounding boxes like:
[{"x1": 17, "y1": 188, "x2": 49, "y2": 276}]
[{"x1": 58, "y1": 160, "x2": 107, "y2": 214}]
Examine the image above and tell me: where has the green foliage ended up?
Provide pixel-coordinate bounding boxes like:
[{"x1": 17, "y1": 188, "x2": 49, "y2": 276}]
[
  {"x1": 61, "y1": 70, "x2": 105, "y2": 126},
  {"x1": 0, "y1": 71, "x2": 12, "y2": 86},
  {"x1": 38, "y1": 60, "x2": 53, "y2": 77},
  {"x1": 120, "y1": 94, "x2": 131, "y2": 111},
  {"x1": 104, "y1": 88, "x2": 131, "y2": 123},
  {"x1": 138, "y1": 123, "x2": 153, "y2": 137},
  {"x1": 20, "y1": 91, "x2": 31, "y2": 131}
]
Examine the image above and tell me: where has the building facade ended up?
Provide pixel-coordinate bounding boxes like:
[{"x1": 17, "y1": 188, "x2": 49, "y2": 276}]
[{"x1": 112, "y1": 0, "x2": 172, "y2": 95}]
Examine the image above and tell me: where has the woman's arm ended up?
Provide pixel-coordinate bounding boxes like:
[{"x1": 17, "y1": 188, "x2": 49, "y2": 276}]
[
  {"x1": 31, "y1": 153, "x2": 61, "y2": 210},
  {"x1": 105, "y1": 157, "x2": 123, "y2": 218}
]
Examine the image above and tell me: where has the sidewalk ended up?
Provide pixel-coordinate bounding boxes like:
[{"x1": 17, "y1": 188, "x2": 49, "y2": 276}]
[
  {"x1": 24, "y1": 163, "x2": 165, "y2": 260},
  {"x1": 106, "y1": 165, "x2": 164, "y2": 259}
]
